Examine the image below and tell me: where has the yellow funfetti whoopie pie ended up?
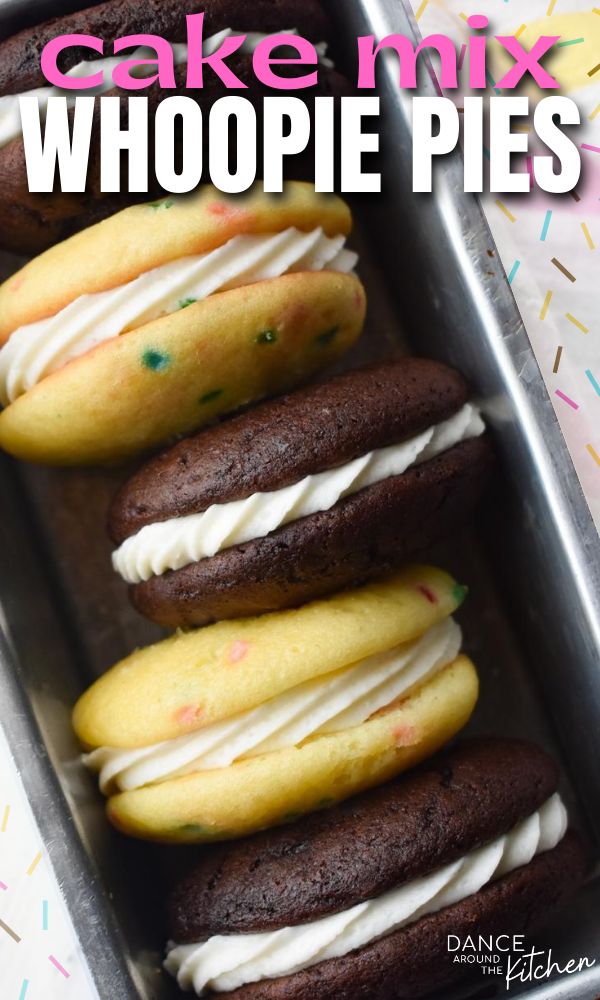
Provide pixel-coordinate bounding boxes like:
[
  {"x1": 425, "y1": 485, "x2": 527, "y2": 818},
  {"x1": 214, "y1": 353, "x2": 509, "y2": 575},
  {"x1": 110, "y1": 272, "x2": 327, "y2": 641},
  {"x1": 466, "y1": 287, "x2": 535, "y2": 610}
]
[
  {"x1": 0, "y1": 183, "x2": 366, "y2": 465},
  {"x1": 73, "y1": 566, "x2": 479, "y2": 844}
]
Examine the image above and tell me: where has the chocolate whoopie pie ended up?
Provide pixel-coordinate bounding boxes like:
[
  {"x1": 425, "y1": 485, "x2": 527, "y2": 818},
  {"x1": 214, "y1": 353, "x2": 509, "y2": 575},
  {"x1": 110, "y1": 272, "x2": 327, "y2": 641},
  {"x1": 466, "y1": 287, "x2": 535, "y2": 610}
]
[
  {"x1": 109, "y1": 357, "x2": 494, "y2": 628},
  {"x1": 165, "y1": 738, "x2": 587, "y2": 999},
  {"x1": 0, "y1": 0, "x2": 347, "y2": 254}
]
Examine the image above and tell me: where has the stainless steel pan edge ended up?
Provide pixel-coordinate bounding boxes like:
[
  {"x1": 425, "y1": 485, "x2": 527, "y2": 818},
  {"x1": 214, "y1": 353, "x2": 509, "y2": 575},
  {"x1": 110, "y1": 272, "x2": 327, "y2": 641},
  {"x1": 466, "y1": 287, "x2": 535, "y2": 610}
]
[
  {"x1": 330, "y1": 0, "x2": 600, "y2": 837},
  {"x1": 0, "y1": 469, "x2": 150, "y2": 1000},
  {"x1": 0, "y1": 638, "x2": 142, "y2": 1000}
]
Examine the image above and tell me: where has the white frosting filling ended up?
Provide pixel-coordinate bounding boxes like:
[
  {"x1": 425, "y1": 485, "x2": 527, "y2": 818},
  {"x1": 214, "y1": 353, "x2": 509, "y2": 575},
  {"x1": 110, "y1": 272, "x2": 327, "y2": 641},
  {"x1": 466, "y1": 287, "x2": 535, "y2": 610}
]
[
  {"x1": 0, "y1": 29, "x2": 333, "y2": 149},
  {"x1": 0, "y1": 226, "x2": 356, "y2": 406},
  {"x1": 112, "y1": 402, "x2": 485, "y2": 585},
  {"x1": 165, "y1": 794, "x2": 568, "y2": 996},
  {"x1": 85, "y1": 617, "x2": 461, "y2": 794}
]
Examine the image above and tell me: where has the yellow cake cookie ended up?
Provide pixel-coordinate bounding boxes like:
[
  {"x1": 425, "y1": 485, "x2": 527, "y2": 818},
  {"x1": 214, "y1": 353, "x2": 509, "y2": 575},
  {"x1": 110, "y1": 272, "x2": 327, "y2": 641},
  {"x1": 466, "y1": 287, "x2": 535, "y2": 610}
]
[
  {"x1": 0, "y1": 184, "x2": 365, "y2": 465},
  {"x1": 73, "y1": 566, "x2": 479, "y2": 843}
]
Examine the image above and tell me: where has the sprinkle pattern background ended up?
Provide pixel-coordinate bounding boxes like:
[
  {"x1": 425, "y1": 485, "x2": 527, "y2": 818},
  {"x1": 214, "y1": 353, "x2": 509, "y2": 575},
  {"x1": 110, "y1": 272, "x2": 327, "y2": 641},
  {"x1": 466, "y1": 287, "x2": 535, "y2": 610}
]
[
  {"x1": 411, "y1": 0, "x2": 600, "y2": 531},
  {"x1": 0, "y1": 726, "x2": 99, "y2": 999}
]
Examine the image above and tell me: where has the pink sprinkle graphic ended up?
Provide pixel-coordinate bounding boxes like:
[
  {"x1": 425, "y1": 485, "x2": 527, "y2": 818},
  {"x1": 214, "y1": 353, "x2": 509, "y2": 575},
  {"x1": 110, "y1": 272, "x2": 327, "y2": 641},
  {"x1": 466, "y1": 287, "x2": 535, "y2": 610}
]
[
  {"x1": 526, "y1": 155, "x2": 534, "y2": 185},
  {"x1": 581, "y1": 144, "x2": 600, "y2": 154},
  {"x1": 48, "y1": 955, "x2": 70, "y2": 978},
  {"x1": 555, "y1": 390, "x2": 579, "y2": 410},
  {"x1": 228, "y1": 640, "x2": 250, "y2": 664},
  {"x1": 0, "y1": 881, "x2": 7, "y2": 890}
]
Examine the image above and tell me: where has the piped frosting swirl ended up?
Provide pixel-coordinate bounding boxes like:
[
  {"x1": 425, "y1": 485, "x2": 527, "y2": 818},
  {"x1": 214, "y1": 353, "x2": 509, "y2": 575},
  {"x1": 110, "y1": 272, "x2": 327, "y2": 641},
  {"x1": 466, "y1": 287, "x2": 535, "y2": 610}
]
[
  {"x1": 165, "y1": 794, "x2": 568, "y2": 995},
  {"x1": 112, "y1": 403, "x2": 485, "y2": 584},
  {"x1": 0, "y1": 227, "x2": 356, "y2": 406},
  {"x1": 85, "y1": 617, "x2": 461, "y2": 794}
]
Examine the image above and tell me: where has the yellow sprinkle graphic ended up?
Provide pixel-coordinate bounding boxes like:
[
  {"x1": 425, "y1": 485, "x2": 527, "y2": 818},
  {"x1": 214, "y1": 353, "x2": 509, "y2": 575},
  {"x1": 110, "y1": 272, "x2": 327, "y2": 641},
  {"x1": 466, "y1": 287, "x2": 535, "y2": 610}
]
[
  {"x1": 581, "y1": 222, "x2": 595, "y2": 250},
  {"x1": 546, "y1": 0, "x2": 557, "y2": 14},
  {"x1": 1, "y1": 805, "x2": 9, "y2": 833},
  {"x1": 589, "y1": 103, "x2": 600, "y2": 121},
  {"x1": 566, "y1": 313, "x2": 589, "y2": 333},
  {"x1": 587, "y1": 444, "x2": 600, "y2": 467},
  {"x1": 540, "y1": 290, "x2": 553, "y2": 320},
  {"x1": 459, "y1": 12, "x2": 468, "y2": 22},
  {"x1": 415, "y1": 0, "x2": 429, "y2": 21},
  {"x1": 515, "y1": 24, "x2": 527, "y2": 39},
  {"x1": 495, "y1": 199, "x2": 517, "y2": 223},
  {"x1": 26, "y1": 852, "x2": 42, "y2": 876}
]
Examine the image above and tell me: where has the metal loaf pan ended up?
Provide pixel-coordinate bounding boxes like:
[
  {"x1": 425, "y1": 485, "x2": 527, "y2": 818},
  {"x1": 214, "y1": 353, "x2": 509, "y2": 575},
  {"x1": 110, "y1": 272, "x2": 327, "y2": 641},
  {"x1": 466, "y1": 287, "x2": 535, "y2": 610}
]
[{"x1": 0, "y1": 0, "x2": 599, "y2": 997}]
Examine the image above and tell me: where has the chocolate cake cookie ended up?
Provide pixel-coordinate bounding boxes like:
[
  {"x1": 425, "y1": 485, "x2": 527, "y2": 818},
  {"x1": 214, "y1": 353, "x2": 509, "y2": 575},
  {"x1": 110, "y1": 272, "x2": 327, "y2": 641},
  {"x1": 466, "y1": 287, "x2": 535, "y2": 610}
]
[
  {"x1": 110, "y1": 358, "x2": 494, "y2": 627},
  {"x1": 0, "y1": 0, "x2": 347, "y2": 254},
  {"x1": 165, "y1": 738, "x2": 587, "y2": 999}
]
